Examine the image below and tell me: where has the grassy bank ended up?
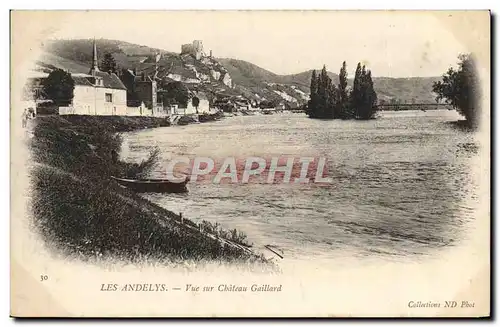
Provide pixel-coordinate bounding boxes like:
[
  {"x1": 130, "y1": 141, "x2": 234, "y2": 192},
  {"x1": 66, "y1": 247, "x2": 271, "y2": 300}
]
[{"x1": 28, "y1": 115, "x2": 269, "y2": 266}]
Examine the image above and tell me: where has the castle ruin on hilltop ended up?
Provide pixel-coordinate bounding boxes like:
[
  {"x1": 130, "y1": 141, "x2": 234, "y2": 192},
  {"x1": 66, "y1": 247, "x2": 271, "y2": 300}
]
[{"x1": 181, "y1": 40, "x2": 212, "y2": 60}]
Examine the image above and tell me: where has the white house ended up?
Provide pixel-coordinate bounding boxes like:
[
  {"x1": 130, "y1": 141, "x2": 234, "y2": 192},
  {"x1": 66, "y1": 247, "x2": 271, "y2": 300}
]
[{"x1": 59, "y1": 40, "x2": 128, "y2": 116}]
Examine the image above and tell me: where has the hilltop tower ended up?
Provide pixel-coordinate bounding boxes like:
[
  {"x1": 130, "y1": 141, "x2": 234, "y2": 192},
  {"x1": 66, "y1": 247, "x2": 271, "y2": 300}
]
[
  {"x1": 89, "y1": 38, "x2": 100, "y2": 76},
  {"x1": 180, "y1": 40, "x2": 205, "y2": 60}
]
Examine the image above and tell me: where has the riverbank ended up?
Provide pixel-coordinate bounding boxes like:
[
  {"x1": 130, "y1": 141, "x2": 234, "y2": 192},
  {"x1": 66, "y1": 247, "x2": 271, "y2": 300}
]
[{"x1": 28, "y1": 115, "x2": 272, "y2": 267}]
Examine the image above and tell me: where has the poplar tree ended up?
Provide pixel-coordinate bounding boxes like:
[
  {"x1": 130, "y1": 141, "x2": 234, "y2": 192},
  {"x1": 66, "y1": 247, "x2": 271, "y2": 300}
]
[
  {"x1": 308, "y1": 62, "x2": 377, "y2": 120},
  {"x1": 354, "y1": 66, "x2": 378, "y2": 120},
  {"x1": 365, "y1": 70, "x2": 378, "y2": 119},
  {"x1": 307, "y1": 70, "x2": 318, "y2": 118},
  {"x1": 327, "y1": 82, "x2": 339, "y2": 119},
  {"x1": 359, "y1": 65, "x2": 368, "y2": 119},
  {"x1": 316, "y1": 65, "x2": 329, "y2": 118},
  {"x1": 338, "y1": 61, "x2": 349, "y2": 119},
  {"x1": 351, "y1": 63, "x2": 363, "y2": 119}
]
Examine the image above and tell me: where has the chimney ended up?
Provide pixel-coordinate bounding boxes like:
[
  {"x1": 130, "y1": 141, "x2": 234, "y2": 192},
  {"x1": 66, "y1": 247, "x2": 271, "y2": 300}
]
[{"x1": 210, "y1": 50, "x2": 212, "y2": 58}]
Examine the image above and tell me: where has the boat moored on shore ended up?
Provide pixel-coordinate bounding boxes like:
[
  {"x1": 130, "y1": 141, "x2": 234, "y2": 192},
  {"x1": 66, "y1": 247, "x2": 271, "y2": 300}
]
[{"x1": 111, "y1": 176, "x2": 190, "y2": 193}]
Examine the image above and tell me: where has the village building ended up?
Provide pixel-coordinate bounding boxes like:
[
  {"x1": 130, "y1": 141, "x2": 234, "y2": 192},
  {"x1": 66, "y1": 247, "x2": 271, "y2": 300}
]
[
  {"x1": 234, "y1": 98, "x2": 251, "y2": 111},
  {"x1": 213, "y1": 94, "x2": 252, "y2": 113},
  {"x1": 59, "y1": 40, "x2": 127, "y2": 116},
  {"x1": 135, "y1": 74, "x2": 158, "y2": 109},
  {"x1": 175, "y1": 91, "x2": 210, "y2": 115},
  {"x1": 213, "y1": 98, "x2": 235, "y2": 113},
  {"x1": 119, "y1": 69, "x2": 160, "y2": 110}
]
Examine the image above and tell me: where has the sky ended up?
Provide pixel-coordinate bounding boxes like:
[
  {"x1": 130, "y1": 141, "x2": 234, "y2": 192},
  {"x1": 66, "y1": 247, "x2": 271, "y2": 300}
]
[{"x1": 17, "y1": 10, "x2": 482, "y2": 78}]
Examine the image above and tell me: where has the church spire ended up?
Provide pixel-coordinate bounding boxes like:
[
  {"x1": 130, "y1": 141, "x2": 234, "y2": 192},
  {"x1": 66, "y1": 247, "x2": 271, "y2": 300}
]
[
  {"x1": 89, "y1": 38, "x2": 100, "y2": 75},
  {"x1": 153, "y1": 52, "x2": 161, "y2": 80}
]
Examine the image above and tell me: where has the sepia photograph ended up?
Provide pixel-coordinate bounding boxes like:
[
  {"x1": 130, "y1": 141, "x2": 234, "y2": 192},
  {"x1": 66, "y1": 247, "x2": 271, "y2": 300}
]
[{"x1": 9, "y1": 10, "x2": 491, "y2": 318}]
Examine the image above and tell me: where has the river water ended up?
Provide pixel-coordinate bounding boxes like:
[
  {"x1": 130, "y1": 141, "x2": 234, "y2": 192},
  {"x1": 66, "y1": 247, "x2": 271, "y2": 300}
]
[{"x1": 121, "y1": 110, "x2": 480, "y2": 262}]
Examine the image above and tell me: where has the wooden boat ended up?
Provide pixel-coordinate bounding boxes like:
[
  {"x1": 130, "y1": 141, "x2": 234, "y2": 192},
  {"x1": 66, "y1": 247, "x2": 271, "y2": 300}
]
[{"x1": 111, "y1": 176, "x2": 189, "y2": 193}]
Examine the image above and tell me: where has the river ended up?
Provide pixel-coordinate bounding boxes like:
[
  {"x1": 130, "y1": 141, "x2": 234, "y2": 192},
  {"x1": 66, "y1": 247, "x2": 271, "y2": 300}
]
[{"x1": 121, "y1": 110, "x2": 480, "y2": 263}]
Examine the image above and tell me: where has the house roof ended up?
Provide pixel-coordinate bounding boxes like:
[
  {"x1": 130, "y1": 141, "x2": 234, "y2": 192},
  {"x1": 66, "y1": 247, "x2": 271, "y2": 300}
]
[
  {"x1": 95, "y1": 71, "x2": 127, "y2": 90},
  {"x1": 72, "y1": 71, "x2": 127, "y2": 90},
  {"x1": 72, "y1": 76, "x2": 94, "y2": 87}
]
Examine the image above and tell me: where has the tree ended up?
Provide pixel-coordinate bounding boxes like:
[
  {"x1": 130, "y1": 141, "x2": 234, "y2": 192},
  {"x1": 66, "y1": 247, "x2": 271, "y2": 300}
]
[
  {"x1": 349, "y1": 64, "x2": 378, "y2": 120},
  {"x1": 307, "y1": 62, "x2": 377, "y2": 120},
  {"x1": 161, "y1": 81, "x2": 189, "y2": 107},
  {"x1": 351, "y1": 63, "x2": 363, "y2": 118},
  {"x1": 42, "y1": 69, "x2": 75, "y2": 106},
  {"x1": 360, "y1": 65, "x2": 368, "y2": 118},
  {"x1": 192, "y1": 96, "x2": 200, "y2": 113},
  {"x1": 326, "y1": 80, "x2": 338, "y2": 119},
  {"x1": 307, "y1": 70, "x2": 318, "y2": 118},
  {"x1": 338, "y1": 61, "x2": 350, "y2": 119},
  {"x1": 316, "y1": 65, "x2": 330, "y2": 118},
  {"x1": 364, "y1": 70, "x2": 378, "y2": 119},
  {"x1": 100, "y1": 53, "x2": 118, "y2": 74},
  {"x1": 432, "y1": 54, "x2": 480, "y2": 129}
]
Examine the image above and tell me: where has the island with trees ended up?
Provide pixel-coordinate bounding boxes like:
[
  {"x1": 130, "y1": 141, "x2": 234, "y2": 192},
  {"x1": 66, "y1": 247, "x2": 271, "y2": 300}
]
[{"x1": 307, "y1": 62, "x2": 377, "y2": 120}]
